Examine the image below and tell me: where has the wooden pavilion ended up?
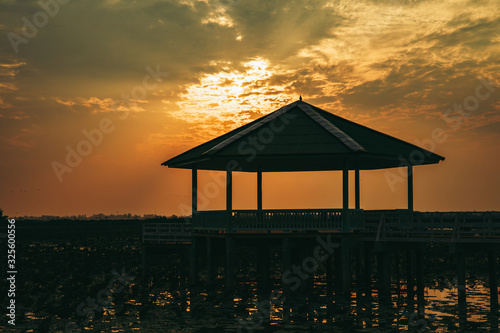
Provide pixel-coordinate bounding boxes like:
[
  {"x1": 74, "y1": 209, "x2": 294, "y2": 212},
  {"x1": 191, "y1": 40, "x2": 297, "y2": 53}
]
[
  {"x1": 149, "y1": 99, "x2": 500, "y2": 315},
  {"x1": 162, "y1": 99, "x2": 444, "y2": 233}
]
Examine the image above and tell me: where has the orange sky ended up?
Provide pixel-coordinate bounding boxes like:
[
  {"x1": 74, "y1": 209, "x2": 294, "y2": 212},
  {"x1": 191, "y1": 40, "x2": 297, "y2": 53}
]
[{"x1": 0, "y1": 0, "x2": 499, "y2": 216}]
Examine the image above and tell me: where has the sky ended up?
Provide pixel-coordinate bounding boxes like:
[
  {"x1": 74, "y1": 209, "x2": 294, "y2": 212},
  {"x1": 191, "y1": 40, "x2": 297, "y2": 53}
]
[{"x1": 0, "y1": 0, "x2": 499, "y2": 217}]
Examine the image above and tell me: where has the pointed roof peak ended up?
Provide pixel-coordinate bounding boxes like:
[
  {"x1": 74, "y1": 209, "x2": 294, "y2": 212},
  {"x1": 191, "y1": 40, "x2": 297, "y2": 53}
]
[{"x1": 162, "y1": 100, "x2": 445, "y2": 171}]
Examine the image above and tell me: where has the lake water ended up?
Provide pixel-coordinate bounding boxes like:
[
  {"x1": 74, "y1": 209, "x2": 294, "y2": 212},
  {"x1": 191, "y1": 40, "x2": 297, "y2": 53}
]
[{"x1": 2, "y1": 222, "x2": 498, "y2": 332}]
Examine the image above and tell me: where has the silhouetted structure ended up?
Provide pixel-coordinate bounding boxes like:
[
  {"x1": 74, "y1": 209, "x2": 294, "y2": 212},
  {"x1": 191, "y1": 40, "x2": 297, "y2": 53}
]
[{"x1": 145, "y1": 99, "x2": 499, "y2": 321}]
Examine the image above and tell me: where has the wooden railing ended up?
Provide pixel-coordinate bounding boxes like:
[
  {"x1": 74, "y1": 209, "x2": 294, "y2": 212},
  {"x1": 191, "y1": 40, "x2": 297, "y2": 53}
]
[
  {"x1": 193, "y1": 209, "x2": 364, "y2": 232},
  {"x1": 142, "y1": 222, "x2": 192, "y2": 244},
  {"x1": 364, "y1": 211, "x2": 500, "y2": 242},
  {"x1": 141, "y1": 211, "x2": 500, "y2": 244}
]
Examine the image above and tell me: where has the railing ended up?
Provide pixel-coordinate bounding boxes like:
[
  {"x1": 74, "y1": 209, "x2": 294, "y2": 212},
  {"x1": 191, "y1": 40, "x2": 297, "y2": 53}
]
[
  {"x1": 141, "y1": 211, "x2": 500, "y2": 244},
  {"x1": 364, "y1": 211, "x2": 500, "y2": 242},
  {"x1": 193, "y1": 210, "x2": 229, "y2": 231},
  {"x1": 193, "y1": 209, "x2": 364, "y2": 232},
  {"x1": 142, "y1": 222, "x2": 192, "y2": 244}
]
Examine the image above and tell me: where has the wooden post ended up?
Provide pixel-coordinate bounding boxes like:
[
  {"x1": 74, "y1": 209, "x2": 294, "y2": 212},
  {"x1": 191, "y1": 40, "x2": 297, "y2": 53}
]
[
  {"x1": 141, "y1": 245, "x2": 148, "y2": 277},
  {"x1": 406, "y1": 249, "x2": 415, "y2": 306},
  {"x1": 488, "y1": 251, "x2": 498, "y2": 309},
  {"x1": 257, "y1": 171, "x2": 263, "y2": 211},
  {"x1": 333, "y1": 247, "x2": 351, "y2": 300},
  {"x1": 457, "y1": 251, "x2": 467, "y2": 326},
  {"x1": 355, "y1": 247, "x2": 362, "y2": 292},
  {"x1": 225, "y1": 237, "x2": 235, "y2": 291},
  {"x1": 363, "y1": 247, "x2": 372, "y2": 294},
  {"x1": 355, "y1": 169, "x2": 360, "y2": 210},
  {"x1": 192, "y1": 169, "x2": 197, "y2": 216},
  {"x1": 282, "y1": 237, "x2": 291, "y2": 293},
  {"x1": 342, "y1": 161, "x2": 349, "y2": 232},
  {"x1": 326, "y1": 253, "x2": 334, "y2": 295},
  {"x1": 416, "y1": 248, "x2": 424, "y2": 308},
  {"x1": 378, "y1": 252, "x2": 391, "y2": 302},
  {"x1": 334, "y1": 248, "x2": 343, "y2": 299},
  {"x1": 226, "y1": 170, "x2": 232, "y2": 233},
  {"x1": 190, "y1": 237, "x2": 198, "y2": 284},
  {"x1": 262, "y1": 245, "x2": 271, "y2": 292},
  {"x1": 407, "y1": 165, "x2": 413, "y2": 211},
  {"x1": 207, "y1": 237, "x2": 214, "y2": 284}
]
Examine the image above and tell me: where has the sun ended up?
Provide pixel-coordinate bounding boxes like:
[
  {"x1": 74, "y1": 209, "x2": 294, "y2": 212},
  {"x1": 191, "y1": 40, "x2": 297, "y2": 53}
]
[{"x1": 172, "y1": 58, "x2": 293, "y2": 138}]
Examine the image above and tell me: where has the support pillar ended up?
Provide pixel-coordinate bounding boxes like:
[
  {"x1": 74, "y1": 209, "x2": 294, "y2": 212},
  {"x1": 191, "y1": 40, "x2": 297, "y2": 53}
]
[
  {"x1": 262, "y1": 246, "x2": 271, "y2": 292},
  {"x1": 407, "y1": 165, "x2": 413, "y2": 212},
  {"x1": 334, "y1": 247, "x2": 351, "y2": 301},
  {"x1": 342, "y1": 248, "x2": 351, "y2": 292},
  {"x1": 488, "y1": 251, "x2": 498, "y2": 309},
  {"x1": 342, "y1": 161, "x2": 349, "y2": 232},
  {"x1": 416, "y1": 249, "x2": 424, "y2": 308},
  {"x1": 406, "y1": 249, "x2": 415, "y2": 306},
  {"x1": 334, "y1": 248, "x2": 342, "y2": 297},
  {"x1": 257, "y1": 171, "x2": 263, "y2": 211},
  {"x1": 282, "y1": 237, "x2": 292, "y2": 293},
  {"x1": 207, "y1": 237, "x2": 214, "y2": 284},
  {"x1": 363, "y1": 247, "x2": 372, "y2": 294},
  {"x1": 355, "y1": 169, "x2": 360, "y2": 210},
  {"x1": 378, "y1": 252, "x2": 391, "y2": 302},
  {"x1": 326, "y1": 253, "x2": 334, "y2": 295},
  {"x1": 192, "y1": 169, "x2": 197, "y2": 216},
  {"x1": 190, "y1": 237, "x2": 198, "y2": 284},
  {"x1": 141, "y1": 245, "x2": 148, "y2": 277},
  {"x1": 225, "y1": 237, "x2": 235, "y2": 291},
  {"x1": 226, "y1": 170, "x2": 232, "y2": 233},
  {"x1": 457, "y1": 251, "x2": 467, "y2": 327}
]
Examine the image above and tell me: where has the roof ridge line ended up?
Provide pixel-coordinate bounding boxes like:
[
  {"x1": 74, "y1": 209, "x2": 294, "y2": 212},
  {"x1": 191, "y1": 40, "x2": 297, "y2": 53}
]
[
  {"x1": 297, "y1": 102, "x2": 365, "y2": 152},
  {"x1": 204, "y1": 101, "x2": 300, "y2": 155}
]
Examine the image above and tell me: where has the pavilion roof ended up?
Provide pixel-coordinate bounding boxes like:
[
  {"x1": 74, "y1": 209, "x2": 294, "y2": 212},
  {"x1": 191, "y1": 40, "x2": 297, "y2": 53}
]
[{"x1": 162, "y1": 100, "x2": 444, "y2": 172}]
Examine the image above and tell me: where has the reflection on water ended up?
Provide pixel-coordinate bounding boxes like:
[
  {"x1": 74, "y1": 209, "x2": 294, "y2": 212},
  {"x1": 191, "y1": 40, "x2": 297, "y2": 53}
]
[
  {"x1": 21, "y1": 278, "x2": 495, "y2": 332},
  {"x1": 4, "y1": 230, "x2": 499, "y2": 333}
]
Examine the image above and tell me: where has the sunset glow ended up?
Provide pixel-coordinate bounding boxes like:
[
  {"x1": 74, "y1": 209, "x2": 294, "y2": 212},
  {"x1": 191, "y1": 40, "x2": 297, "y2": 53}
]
[{"x1": 0, "y1": 0, "x2": 499, "y2": 216}]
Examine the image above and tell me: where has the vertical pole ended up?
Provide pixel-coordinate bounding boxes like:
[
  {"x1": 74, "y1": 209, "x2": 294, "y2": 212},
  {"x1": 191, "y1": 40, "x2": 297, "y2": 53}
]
[
  {"x1": 457, "y1": 251, "x2": 467, "y2": 327},
  {"x1": 326, "y1": 253, "x2": 334, "y2": 295},
  {"x1": 355, "y1": 247, "x2": 362, "y2": 292},
  {"x1": 363, "y1": 247, "x2": 372, "y2": 294},
  {"x1": 141, "y1": 245, "x2": 148, "y2": 277},
  {"x1": 257, "y1": 171, "x2": 263, "y2": 211},
  {"x1": 226, "y1": 170, "x2": 232, "y2": 233},
  {"x1": 192, "y1": 168, "x2": 198, "y2": 216},
  {"x1": 355, "y1": 169, "x2": 360, "y2": 210},
  {"x1": 190, "y1": 237, "x2": 198, "y2": 284},
  {"x1": 226, "y1": 236, "x2": 235, "y2": 291},
  {"x1": 207, "y1": 237, "x2": 214, "y2": 284},
  {"x1": 378, "y1": 252, "x2": 391, "y2": 302},
  {"x1": 342, "y1": 248, "x2": 351, "y2": 303},
  {"x1": 407, "y1": 165, "x2": 413, "y2": 212},
  {"x1": 282, "y1": 237, "x2": 291, "y2": 293},
  {"x1": 416, "y1": 248, "x2": 424, "y2": 308},
  {"x1": 488, "y1": 251, "x2": 498, "y2": 309},
  {"x1": 343, "y1": 161, "x2": 349, "y2": 232},
  {"x1": 334, "y1": 248, "x2": 344, "y2": 300},
  {"x1": 262, "y1": 245, "x2": 271, "y2": 292},
  {"x1": 406, "y1": 249, "x2": 415, "y2": 307}
]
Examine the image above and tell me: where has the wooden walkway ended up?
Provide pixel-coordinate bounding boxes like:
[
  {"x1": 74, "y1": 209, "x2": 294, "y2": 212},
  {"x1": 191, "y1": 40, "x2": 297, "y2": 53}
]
[{"x1": 142, "y1": 210, "x2": 500, "y2": 244}]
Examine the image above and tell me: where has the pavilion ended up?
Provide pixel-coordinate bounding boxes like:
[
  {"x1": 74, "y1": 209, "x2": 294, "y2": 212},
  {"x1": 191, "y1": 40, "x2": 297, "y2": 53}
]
[{"x1": 162, "y1": 99, "x2": 445, "y2": 233}]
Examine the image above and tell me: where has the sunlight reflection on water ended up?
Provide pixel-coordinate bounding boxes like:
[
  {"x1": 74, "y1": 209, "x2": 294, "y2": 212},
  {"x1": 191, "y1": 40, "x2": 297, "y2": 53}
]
[{"x1": 71, "y1": 280, "x2": 498, "y2": 332}]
